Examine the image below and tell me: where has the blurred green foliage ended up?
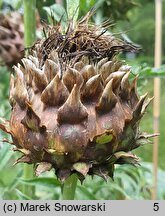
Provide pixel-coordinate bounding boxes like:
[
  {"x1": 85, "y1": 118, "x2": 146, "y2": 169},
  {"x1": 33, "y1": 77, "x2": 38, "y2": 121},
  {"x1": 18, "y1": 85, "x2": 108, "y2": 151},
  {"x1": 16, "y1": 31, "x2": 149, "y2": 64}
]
[
  {"x1": 0, "y1": 0, "x2": 22, "y2": 10},
  {"x1": 0, "y1": 66, "x2": 10, "y2": 118},
  {"x1": 36, "y1": 0, "x2": 55, "y2": 20},
  {"x1": 117, "y1": 0, "x2": 165, "y2": 63}
]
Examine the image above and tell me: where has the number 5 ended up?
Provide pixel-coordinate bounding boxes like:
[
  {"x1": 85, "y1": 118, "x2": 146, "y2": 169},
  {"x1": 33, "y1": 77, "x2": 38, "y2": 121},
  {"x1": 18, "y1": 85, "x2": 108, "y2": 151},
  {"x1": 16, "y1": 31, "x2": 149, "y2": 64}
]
[{"x1": 153, "y1": 203, "x2": 159, "y2": 211}]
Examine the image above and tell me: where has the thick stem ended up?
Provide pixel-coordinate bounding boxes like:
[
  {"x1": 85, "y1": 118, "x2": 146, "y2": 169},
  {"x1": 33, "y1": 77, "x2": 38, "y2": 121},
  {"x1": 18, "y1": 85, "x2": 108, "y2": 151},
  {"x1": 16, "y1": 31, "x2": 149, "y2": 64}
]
[
  {"x1": 23, "y1": 0, "x2": 36, "y2": 198},
  {"x1": 23, "y1": 164, "x2": 35, "y2": 197},
  {"x1": 23, "y1": 0, "x2": 36, "y2": 48},
  {"x1": 62, "y1": 174, "x2": 78, "y2": 200}
]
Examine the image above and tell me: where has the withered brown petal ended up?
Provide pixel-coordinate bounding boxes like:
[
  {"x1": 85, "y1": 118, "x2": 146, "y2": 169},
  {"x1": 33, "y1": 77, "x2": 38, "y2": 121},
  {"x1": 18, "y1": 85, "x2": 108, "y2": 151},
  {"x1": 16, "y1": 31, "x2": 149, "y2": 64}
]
[
  {"x1": 82, "y1": 74, "x2": 103, "y2": 100},
  {"x1": 57, "y1": 84, "x2": 88, "y2": 124},
  {"x1": 43, "y1": 59, "x2": 59, "y2": 83},
  {"x1": 80, "y1": 65, "x2": 96, "y2": 82},
  {"x1": 21, "y1": 104, "x2": 42, "y2": 132},
  {"x1": 63, "y1": 68, "x2": 83, "y2": 92},
  {"x1": 41, "y1": 74, "x2": 69, "y2": 106},
  {"x1": 35, "y1": 162, "x2": 52, "y2": 176},
  {"x1": 96, "y1": 79, "x2": 117, "y2": 112}
]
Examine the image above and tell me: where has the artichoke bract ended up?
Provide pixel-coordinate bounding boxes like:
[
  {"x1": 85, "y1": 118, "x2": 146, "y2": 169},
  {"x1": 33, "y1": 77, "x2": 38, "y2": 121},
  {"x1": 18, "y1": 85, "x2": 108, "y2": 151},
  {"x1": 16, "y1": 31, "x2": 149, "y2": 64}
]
[{"x1": 0, "y1": 11, "x2": 155, "y2": 182}]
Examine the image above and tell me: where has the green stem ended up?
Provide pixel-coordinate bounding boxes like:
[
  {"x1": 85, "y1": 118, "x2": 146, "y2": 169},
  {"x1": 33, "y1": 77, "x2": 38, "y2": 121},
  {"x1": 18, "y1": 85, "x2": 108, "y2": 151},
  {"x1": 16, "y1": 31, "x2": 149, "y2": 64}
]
[
  {"x1": 23, "y1": 0, "x2": 36, "y2": 198},
  {"x1": 23, "y1": 164, "x2": 34, "y2": 197},
  {"x1": 62, "y1": 174, "x2": 78, "y2": 200},
  {"x1": 23, "y1": 0, "x2": 36, "y2": 48}
]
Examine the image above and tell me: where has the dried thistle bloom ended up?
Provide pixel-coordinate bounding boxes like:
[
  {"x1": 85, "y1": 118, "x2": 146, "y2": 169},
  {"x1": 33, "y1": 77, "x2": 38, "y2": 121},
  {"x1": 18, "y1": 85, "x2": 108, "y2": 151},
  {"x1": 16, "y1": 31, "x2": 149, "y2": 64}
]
[{"x1": 0, "y1": 11, "x2": 155, "y2": 182}]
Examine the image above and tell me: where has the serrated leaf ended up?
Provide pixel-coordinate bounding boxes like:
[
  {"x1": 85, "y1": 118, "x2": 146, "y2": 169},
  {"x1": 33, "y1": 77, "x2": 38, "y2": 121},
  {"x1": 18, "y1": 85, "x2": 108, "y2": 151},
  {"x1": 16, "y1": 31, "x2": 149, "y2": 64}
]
[
  {"x1": 0, "y1": 145, "x2": 13, "y2": 171},
  {"x1": 77, "y1": 185, "x2": 97, "y2": 200},
  {"x1": 21, "y1": 177, "x2": 61, "y2": 187},
  {"x1": 66, "y1": 0, "x2": 79, "y2": 22},
  {"x1": 43, "y1": 4, "x2": 67, "y2": 24},
  {"x1": 14, "y1": 188, "x2": 32, "y2": 200}
]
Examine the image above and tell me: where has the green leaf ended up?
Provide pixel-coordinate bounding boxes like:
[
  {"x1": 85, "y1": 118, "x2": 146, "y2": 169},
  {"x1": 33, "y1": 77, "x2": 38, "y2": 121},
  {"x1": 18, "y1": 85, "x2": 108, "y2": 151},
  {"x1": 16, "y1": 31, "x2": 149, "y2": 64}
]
[
  {"x1": 116, "y1": 165, "x2": 141, "y2": 184},
  {"x1": 77, "y1": 185, "x2": 97, "y2": 200},
  {"x1": 66, "y1": 0, "x2": 79, "y2": 22},
  {"x1": 21, "y1": 177, "x2": 61, "y2": 187},
  {"x1": 108, "y1": 184, "x2": 131, "y2": 200},
  {"x1": 96, "y1": 133, "x2": 113, "y2": 145},
  {"x1": 0, "y1": 0, "x2": 3, "y2": 8},
  {"x1": 62, "y1": 174, "x2": 78, "y2": 200},
  {"x1": 0, "y1": 144, "x2": 13, "y2": 171},
  {"x1": 8, "y1": 170, "x2": 22, "y2": 191},
  {"x1": 14, "y1": 188, "x2": 32, "y2": 200},
  {"x1": 43, "y1": 4, "x2": 67, "y2": 24},
  {"x1": 131, "y1": 64, "x2": 165, "y2": 78},
  {"x1": 0, "y1": 187, "x2": 5, "y2": 199}
]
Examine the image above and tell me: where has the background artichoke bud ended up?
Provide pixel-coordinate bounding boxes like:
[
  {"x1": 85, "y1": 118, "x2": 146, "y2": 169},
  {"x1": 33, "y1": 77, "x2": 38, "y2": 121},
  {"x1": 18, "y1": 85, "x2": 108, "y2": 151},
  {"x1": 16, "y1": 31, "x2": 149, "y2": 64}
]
[{"x1": 0, "y1": 12, "x2": 24, "y2": 66}]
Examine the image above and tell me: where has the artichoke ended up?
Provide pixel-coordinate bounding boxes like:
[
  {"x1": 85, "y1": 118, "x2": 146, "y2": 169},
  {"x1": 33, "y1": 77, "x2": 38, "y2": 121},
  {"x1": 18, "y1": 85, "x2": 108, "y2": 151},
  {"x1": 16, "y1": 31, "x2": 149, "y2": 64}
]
[
  {"x1": 0, "y1": 12, "x2": 24, "y2": 66},
  {"x1": 0, "y1": 11, "x2": 155, "y2": 182}
]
